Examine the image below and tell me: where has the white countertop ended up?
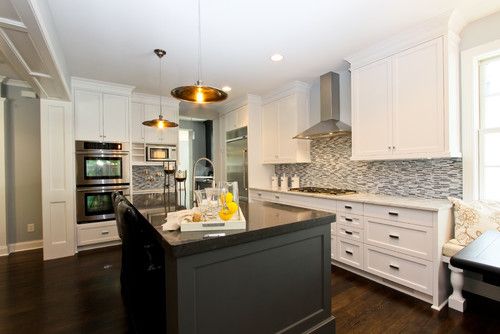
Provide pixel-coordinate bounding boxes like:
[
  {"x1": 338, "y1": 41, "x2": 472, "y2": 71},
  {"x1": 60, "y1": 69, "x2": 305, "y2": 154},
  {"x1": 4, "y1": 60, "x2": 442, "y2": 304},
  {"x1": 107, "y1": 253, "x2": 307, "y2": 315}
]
[{"x1": 249, "y1": 187, "x2": 452, "y2": 211}]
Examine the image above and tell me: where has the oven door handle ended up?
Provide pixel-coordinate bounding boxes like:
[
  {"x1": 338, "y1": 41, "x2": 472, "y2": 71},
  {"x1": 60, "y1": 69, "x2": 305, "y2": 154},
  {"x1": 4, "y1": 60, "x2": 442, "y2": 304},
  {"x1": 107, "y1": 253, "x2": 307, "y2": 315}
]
[
  {"x1": 75, "y1": 152, "x2": 129, "y2": 157},
  {"x1": 76, "y1": 186, "x2": 130, "y2": 193}
]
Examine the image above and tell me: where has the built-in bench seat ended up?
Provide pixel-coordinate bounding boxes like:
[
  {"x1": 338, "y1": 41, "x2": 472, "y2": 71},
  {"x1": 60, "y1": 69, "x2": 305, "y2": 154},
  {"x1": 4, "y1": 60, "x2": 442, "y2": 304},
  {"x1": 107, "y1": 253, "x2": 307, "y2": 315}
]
[{"x1": 443, "y1": 197, "x2": 500, "y2": 312}]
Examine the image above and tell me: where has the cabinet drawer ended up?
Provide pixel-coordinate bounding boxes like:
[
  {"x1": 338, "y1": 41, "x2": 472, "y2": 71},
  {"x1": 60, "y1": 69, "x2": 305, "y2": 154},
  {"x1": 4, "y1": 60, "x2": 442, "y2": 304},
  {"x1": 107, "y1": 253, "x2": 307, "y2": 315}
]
[
  {"x1": 364, "y1": 217, "x2": 432, "y2": 260},
  {"x1": 337, "y1": 237, "x2": 363, "y2": 269},
  {"x1": 78, "y1": 222, "x2": 120, "y2": 246},
  {"x1": 337, "y1": 224, "x2": 363, "y2": 243},
  {"x1": 336, "y1": 213, "x2": 363, "y2": 229},
  {"x1": 364, "y1": 245, "x2": 432, "y2": 294},
  {"x1": 364, "y1": 204, "x2": 433, "y2": 227},
  {"x1": 282, "y1": 194, "x2": 336, "y2": 212},
  {"x1": 337, "y1": 201, "x2": 364, "y2": 215}
]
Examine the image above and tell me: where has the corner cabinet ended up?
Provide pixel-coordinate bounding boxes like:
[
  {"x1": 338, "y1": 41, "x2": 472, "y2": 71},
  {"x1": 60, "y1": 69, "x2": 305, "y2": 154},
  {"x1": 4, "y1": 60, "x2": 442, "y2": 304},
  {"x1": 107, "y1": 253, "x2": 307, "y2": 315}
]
[
  {"x1": 261, "y1": 82, "x2": 311, "y2": 164},
  {"x1": 73, "y1": 78, "x2": 134, "y2": 143},
  {"x1": 349, "y1": 33, "x2": 461, "y2": 160}
]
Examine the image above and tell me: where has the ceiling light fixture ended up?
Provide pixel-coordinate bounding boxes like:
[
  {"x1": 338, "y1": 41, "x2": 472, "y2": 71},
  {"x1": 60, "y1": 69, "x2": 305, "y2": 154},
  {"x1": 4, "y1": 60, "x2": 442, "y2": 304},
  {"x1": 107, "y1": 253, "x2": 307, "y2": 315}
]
[
  {"x1": 221, "y1": 86, "x2": 232, "y2": 92},
  {"x1": 143, "y1": 49, "x2": 179, "y2": 128},
  {"x1": 171, "y1": 0, "x2": 228, "y2": 104},
  {"x1": 271, "y1": 54, "x2": 284, "y2": 62}
]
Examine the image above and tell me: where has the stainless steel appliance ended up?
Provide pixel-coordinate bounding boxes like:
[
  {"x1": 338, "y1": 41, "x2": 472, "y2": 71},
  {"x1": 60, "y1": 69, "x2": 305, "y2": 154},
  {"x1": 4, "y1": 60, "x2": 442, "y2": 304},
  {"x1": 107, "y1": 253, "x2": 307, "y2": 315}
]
[
  {"x1": 226, "y1": 127, "x2": 248, "y2": 200},
  {"x1": 76, "y1": 184, "x2": 131, "y2": 223},
  {"x1": 75, "y1": 141, "x2": 130, "y2": 186},
  {"x1": 146, "y1": 145, "x2": 177, "y2": 162},
  {"x1": 289, "y1": 187, "x2": 357, "y2": 195}
]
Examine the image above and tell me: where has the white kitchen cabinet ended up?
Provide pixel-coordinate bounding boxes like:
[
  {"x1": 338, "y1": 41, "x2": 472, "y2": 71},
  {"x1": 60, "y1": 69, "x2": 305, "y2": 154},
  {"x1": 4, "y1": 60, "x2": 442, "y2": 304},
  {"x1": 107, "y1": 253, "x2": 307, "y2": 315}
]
[
  {"x1": 102, "y1": 93, "x2": 129, "y2": 142},
  {"x1": 131, "y1": 102, "x2": 145, "y2": 142},
  {"x1": 130, "y1": 93, "x2": 181, "y2": 146},
  {"x1": 73, "y1": 78, "x2": 134, "y2": 143},
  {"x1": 351, "y1": 59, "x2": 392, "y2": 158},
  {"x1": 349, "y1": 34, "x2": 460, "y2": 160},
  {"x1": 261, "y1": 82, "x2": 311, "y2": 164},
  {"x1": 224, "y1": 105, "x2": 248, "y2": 132},
  {"x1": 74, "y1": 89, "x2": 102, "y2": 140}
]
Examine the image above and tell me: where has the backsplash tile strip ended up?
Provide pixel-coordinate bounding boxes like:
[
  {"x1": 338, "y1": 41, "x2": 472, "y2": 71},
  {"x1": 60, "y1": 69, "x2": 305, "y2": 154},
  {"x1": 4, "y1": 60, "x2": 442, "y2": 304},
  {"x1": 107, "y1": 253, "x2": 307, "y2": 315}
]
[
  {"x1": 275, "y1": 136, "x2": 462, "y2": 199},
  {"x1": 132, "y1": 165, "x2": 175, "y2": 191}
]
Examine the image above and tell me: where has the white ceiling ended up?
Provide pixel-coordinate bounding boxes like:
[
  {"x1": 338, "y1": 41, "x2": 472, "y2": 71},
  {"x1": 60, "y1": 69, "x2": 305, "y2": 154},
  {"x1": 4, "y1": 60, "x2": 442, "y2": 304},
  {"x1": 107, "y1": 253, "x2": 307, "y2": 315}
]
[{"x1": 45, "y1": 0, "x2": 496, "y2": 106}]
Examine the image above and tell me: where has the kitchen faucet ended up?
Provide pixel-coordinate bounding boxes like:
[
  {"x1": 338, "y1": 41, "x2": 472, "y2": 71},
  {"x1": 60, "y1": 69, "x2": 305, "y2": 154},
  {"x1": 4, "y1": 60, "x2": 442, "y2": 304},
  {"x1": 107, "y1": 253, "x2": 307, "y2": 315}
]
[{"x1": 192, "y1": 157, "x2": 216, "y2": 205}]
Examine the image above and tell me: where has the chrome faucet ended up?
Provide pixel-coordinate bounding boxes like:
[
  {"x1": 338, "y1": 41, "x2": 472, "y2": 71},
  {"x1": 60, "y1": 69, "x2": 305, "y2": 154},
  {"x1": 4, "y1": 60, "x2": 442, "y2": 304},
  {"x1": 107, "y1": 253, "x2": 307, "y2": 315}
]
[{"x1": 192, "y1": 157, "x2": 216, "y2": 205}]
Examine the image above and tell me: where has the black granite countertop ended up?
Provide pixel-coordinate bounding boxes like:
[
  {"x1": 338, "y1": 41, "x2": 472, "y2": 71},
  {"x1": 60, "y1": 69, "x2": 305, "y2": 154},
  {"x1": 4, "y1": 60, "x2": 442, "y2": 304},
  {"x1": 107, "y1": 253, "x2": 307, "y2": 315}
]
[{"x1": 136, "y1": 200, "x2": 335, "y2": 258}]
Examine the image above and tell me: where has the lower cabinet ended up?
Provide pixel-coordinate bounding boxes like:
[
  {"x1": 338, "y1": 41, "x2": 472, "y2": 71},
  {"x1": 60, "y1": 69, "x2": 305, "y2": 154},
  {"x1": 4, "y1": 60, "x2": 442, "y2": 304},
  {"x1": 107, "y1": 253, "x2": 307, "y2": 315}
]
[
  {"x1": 77, "y1": 221, "x2": 120, "y2": 247},
  {"x1": 249, "y1": 188, "x2": 452, "y2": 309}
]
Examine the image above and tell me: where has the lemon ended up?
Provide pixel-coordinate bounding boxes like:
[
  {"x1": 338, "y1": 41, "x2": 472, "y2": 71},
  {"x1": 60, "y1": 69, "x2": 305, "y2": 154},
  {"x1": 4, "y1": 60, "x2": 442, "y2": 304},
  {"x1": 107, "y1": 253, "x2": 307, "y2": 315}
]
[
  {"x1": 227, "y1": 201, "x2": 238, "y2": 214},
  {"x1": 225, "y1": 192, "x2": 234, "y2": 203},
  {"x1": 219, "y1": 208, "x2": 233, "y2": 221}
]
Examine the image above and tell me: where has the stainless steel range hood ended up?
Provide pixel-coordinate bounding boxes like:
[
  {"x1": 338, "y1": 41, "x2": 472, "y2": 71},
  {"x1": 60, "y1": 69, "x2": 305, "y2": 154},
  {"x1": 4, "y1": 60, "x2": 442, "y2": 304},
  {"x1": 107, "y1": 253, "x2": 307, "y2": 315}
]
[{"x1": 294, "y1": 72, "x2": 351, "y2": 140}]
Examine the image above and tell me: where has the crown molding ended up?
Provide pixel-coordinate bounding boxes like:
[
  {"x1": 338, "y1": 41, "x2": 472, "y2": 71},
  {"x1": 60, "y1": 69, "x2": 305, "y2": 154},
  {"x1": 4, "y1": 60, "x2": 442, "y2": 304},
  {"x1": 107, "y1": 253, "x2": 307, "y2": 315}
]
[
  {"x1": 262, "y1": 81, "x2": 311, "y2": 105},
  {"x1": 5, "y1": 78, "x2": 31, "y2": 88},
  {"x1": 346, "y1": 11, "x2": 462, "y2": 70},
  {"x1": 71, "y1": 76, "x2": 135, "y2": 95}
]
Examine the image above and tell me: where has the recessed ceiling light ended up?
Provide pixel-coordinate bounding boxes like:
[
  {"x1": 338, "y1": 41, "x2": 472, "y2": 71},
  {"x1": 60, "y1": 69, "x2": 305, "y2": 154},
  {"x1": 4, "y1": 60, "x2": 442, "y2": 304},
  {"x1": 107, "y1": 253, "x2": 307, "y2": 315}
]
[
  {"x1": 271, "y1": 54, "x2": 284, "y2": 62},
  {"x1": 222, "y1": 86, "x2": 232, "y2": 92}
]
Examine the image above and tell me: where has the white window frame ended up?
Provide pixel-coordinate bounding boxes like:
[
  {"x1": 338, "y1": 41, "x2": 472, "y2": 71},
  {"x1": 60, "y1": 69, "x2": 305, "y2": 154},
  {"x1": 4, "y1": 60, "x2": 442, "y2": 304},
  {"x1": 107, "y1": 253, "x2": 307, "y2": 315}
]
[{"x1": 462, "y1": 39, "x2": 500, "y2": 201}]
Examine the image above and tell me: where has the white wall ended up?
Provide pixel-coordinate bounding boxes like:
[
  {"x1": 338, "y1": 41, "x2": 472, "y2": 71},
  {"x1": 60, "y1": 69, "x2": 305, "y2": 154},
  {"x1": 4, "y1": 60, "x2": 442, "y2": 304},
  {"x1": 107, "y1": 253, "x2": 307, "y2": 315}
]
[
  {"x1": 461, "y1": 10, "x2": 500, "y2": 51},
  {"x1": 4, "y1": 85, "x2": 42, "y2": 244}
]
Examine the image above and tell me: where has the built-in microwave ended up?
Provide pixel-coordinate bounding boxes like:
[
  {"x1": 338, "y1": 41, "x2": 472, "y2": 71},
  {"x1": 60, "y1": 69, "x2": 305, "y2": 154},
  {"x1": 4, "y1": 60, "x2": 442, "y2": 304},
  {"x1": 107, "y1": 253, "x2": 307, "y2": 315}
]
[{"x1": 146, "y1": 145, "x2": 177, "y2": 162}]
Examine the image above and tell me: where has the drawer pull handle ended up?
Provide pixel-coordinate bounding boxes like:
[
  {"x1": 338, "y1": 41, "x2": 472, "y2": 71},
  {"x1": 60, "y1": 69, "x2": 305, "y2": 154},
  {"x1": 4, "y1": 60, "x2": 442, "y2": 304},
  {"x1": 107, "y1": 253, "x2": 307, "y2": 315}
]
[
  {"x1": 345, "y1": 217, "x2": 353, "y2": 222},
  {"x1": 101, "y1": 231, "x2": 109, "y2": 235},
  {"x1": 388, "y1": 211, "x2": 399, "y2": 216},
  {"x1": 275, "y1": 195, "x2": 280, "y2": 199},
  {"x1": 345, "y1": 250, "x2": 353, "y2": 255},
  {"x1": 345, "y1": 205, "x2": 352, "y2": 209},
  {"x1": 345, "y1": 230, "x2": 353, "y2": 235},
  {"x1": 389, "y1": 234, "x2": 399, "y2": 239},
  {"x1": 258, "y1": 193, "x2": 262, "y2": 196},
  {"x1": 389, "y1": 264, "x2": 399, "y2": 270}
]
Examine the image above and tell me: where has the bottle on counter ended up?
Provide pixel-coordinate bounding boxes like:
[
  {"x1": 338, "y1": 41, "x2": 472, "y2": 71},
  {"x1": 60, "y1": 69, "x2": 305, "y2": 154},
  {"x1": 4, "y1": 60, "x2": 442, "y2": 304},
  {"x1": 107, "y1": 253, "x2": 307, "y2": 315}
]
[
  {"x1": 280, "y1": 174, "x2": 289, "y2": 192},
  {"x1": 291, "y1": 175, "x2": 300, "y2": 189},
  {"x1": 271, "y1": 174, "x2": 279, "y2": 191}
]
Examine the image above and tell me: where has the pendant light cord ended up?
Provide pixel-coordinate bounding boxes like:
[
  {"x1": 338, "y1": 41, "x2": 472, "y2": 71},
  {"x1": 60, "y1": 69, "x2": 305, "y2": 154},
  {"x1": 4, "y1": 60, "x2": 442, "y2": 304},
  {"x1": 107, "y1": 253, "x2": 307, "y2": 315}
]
[
  {"x1": 197, "y1": 0, "x2": 202, "y2": 85},
  {"x1": 159, "y1": 51, "x2": 163, "y2": 116}
]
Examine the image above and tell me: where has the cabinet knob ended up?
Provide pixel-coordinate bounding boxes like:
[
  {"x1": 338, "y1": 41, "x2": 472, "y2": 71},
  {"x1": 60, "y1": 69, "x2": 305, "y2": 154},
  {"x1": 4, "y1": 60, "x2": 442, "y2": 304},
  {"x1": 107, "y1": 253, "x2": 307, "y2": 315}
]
[
  {"x1": 388, "y1": 146, "x2": 391, "y2": 150},
  {"x1": 392, "y1": 146, "x2": 396, "y2": 150}
]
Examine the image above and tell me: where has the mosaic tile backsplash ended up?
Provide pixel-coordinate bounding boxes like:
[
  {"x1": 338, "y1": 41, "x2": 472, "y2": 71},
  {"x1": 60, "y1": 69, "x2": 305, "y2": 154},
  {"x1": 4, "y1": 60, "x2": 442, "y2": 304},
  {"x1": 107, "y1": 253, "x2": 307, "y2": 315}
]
[
  {"x1": 132, "y1": 165, "x2": 175, "y2": 191},
  {"x1": 275, "y1": 136, "x2": 463, "y2": 199}
]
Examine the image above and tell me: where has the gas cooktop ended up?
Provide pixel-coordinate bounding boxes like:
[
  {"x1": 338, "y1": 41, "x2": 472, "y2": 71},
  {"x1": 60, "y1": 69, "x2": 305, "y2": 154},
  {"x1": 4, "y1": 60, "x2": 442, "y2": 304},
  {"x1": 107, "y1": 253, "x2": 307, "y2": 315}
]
[{"x1": 289, "y1": 187, "x2": 357, "y2": 196}]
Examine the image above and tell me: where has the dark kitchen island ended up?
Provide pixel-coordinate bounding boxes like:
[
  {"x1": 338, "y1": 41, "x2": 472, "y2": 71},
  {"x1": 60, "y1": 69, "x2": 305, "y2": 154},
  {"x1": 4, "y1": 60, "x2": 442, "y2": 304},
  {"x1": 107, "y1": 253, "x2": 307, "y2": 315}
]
[{"x1": 137, "y1": 199, "x2": 336, "y2": 334}]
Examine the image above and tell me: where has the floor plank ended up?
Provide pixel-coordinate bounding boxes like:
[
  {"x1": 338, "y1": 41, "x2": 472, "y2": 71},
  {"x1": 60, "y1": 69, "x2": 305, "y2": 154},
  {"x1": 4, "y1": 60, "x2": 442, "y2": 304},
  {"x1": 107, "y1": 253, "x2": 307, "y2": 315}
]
[{"x1": 0, "y1": 247, "x2": 498, "y2": 333}]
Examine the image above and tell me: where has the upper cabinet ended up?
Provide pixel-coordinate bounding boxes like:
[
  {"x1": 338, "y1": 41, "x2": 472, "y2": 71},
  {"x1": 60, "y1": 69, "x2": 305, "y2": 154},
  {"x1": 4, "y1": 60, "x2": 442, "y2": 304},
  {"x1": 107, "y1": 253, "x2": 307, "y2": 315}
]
[
  {"x1": 348, "y1": 15, "x2": 461, "y2": 161},
  {"x1": 73, "y1": 78, "x2": 134, "y2": 143},
  {"x1": 261, "y1": 82, "x2": 311, "y2": 164},
  {"x1": 225, "y1": 105, "x2": 248, "y2": 132},
  {"x1": 131, "y1": 93, "x2": 180, "y2": 146}
]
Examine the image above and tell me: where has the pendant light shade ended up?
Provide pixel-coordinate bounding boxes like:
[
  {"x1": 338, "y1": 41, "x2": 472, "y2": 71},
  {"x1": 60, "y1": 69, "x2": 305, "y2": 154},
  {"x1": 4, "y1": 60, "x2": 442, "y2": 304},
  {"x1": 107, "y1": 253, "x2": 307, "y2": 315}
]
[
  {"x1": 171, "y1": 0, "x2": 228, "y2": 104},
  {"x1": 143, "y1": 49, "x2": 179, "y2": 128},
  {"x1": 171, "y1": 81, "x2": 227, "y2": 104}
]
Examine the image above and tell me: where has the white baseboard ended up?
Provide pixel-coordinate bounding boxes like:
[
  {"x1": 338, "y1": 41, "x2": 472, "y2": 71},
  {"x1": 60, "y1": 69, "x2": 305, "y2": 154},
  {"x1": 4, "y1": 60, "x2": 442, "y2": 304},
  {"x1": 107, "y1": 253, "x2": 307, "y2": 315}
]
[
  {"x1": 7, "y1": 239, "x2": 43, "y2": 253},
  {"x1": 0, "y1": 245, "x2": 8, "y2": 256}
]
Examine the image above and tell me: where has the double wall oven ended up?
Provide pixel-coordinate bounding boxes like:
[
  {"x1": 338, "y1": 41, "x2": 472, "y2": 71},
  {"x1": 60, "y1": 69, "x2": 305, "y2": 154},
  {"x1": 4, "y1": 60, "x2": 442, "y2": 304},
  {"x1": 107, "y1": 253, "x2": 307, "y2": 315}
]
[{"x1": 75, "y1": 141, "x2": 130, "y2": 224}]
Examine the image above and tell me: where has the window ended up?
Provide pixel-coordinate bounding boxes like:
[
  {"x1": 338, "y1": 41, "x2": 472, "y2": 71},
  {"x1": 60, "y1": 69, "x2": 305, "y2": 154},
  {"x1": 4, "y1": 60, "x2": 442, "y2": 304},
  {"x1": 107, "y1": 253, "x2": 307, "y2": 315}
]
[{"x1": 479, "y1": 55, "x2": 500, "y2": 201}]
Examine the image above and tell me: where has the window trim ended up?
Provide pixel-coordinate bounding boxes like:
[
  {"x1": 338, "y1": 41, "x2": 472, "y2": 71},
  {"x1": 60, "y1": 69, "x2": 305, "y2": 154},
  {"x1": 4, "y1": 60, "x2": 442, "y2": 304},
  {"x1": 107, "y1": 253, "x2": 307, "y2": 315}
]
[{"x1": 462, "y1": 39, "x2": 500, "y2": 201}]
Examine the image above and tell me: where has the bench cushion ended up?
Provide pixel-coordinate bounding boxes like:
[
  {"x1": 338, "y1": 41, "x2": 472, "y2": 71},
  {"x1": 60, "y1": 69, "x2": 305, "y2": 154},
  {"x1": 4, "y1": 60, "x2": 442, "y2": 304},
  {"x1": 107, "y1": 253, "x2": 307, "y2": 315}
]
[
  {"x1": 448, "y1": 197, "x2": 500, "y2": 247},
  {"x1": 442, "y1": 238, "x2": 464, "y2": 257}
]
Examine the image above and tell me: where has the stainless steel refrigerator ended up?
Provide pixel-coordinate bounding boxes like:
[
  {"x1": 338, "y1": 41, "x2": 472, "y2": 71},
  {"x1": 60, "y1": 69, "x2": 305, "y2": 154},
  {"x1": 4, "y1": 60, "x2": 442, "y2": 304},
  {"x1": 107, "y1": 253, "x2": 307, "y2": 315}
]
[{"x1": 226, "y1": 127, "x2": 248, "y2": 201}]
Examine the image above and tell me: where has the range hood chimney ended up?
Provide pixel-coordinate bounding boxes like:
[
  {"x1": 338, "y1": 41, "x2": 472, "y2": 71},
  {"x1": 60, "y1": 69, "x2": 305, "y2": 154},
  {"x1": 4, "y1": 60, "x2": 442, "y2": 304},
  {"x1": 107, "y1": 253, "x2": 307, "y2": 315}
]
[{"x1": 294, "y1": 72, "x2": 351, "y2": 140}]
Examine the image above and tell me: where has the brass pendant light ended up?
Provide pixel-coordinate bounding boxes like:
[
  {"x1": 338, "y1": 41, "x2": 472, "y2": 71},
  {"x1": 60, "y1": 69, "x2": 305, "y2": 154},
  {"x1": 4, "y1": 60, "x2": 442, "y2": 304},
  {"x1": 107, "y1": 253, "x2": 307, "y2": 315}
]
[
  {"x1": 171, "y1": 0, "x2": 228, "y2": 104},
  {"x1": 142, "y1": 49, "x2": 179, "y2": 128}
]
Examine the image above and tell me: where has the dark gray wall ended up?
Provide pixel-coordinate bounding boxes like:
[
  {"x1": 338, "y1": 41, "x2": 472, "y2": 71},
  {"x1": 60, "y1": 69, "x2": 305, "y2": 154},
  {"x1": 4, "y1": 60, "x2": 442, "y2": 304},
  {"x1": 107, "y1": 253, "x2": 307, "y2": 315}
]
[
  {"x1": 179, "y1": 119, "x2": 207, "y2": 162},
  {"x1": 4, "y1": 85, "x2": 42, "y2": 243}
]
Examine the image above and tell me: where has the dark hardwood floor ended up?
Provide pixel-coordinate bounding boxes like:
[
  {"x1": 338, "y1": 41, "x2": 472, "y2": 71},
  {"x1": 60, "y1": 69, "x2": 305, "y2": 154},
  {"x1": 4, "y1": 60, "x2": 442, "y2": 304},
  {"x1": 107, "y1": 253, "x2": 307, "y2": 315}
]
[{"x1": 1, "y1": 247, "x2": 498, "y2": 333}]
